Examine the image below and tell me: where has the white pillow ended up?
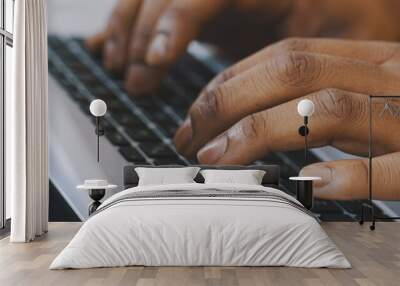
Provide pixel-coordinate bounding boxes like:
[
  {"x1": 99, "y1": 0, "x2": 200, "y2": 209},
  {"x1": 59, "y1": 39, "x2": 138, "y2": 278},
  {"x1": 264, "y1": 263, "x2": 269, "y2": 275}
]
[
  {"x1": 135, "y1": 167, "x2": 201, "y2": 186},
  {"x1": 200, "y1": 169, "x2": 266, "y2": 185}
]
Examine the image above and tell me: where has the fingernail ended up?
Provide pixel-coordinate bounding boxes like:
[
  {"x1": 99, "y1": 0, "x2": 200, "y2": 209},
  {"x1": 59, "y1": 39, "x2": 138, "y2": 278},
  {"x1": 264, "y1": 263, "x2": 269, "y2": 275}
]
[
  {"x1": 300, "y1": 166, "x2": 332, "y2": 188},
  {"x1": 197, "y1": 134, "x2": 228, "y2": 164},
  {"x1": 174, "y1": 118, "x2": 193, "y2": 153},
  {"x1": 147, "y1": 33, "x2": 168, "y2": 65}
]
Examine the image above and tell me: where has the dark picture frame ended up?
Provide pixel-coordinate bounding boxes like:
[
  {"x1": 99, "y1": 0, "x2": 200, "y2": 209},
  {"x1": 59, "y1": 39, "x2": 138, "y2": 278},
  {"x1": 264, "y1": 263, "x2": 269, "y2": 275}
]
[{"x1": 359, "y1": 95, "x2": 400, "y2": 230}]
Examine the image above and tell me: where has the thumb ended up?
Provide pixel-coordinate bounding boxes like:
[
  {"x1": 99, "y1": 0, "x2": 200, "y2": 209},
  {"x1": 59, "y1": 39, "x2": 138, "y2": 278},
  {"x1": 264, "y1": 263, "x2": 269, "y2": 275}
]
[
  {"x1": 300, "y1": 159, "x2": 368, "y2": 201},
  {"x1": 300, "y1": 152, "x2": 400, "y2": 201}
]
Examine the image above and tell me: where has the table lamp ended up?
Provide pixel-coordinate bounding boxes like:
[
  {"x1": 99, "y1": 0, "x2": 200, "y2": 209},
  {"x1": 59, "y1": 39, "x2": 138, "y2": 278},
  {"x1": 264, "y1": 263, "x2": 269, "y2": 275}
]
[
  {"x1": 89, "y1": 99, "x2": 107, "y2": 162},
  {"x1": 297, "y1": 99, "x2": 315, "y2": 165}
]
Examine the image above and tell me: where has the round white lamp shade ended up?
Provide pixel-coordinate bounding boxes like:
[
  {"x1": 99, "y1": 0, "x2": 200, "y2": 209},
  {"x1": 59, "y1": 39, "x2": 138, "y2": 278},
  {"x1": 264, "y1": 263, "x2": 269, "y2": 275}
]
[
  {"x1": 297, "y1": 99, "x2": 315, "y2": 117},
  {"x1": 90, "y1": 99, "x2": 107, "y2": 117}
]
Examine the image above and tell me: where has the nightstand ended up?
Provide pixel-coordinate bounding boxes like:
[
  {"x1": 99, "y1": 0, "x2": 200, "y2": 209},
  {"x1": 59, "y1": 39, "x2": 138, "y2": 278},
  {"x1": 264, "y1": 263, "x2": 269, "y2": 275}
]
[
  {"x1": 289, "y1": 177, "x2": 321, "y2": 210},
  {"x1": 77, "y1": 180, "x2": 117, "y2": 215}
]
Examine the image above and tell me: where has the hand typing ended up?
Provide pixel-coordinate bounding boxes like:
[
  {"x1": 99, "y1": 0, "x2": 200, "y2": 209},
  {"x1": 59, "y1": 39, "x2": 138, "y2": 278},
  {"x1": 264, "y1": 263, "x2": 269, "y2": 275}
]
[{"x1": 174, "y1": 38, "x2": 400, "y2": 200}]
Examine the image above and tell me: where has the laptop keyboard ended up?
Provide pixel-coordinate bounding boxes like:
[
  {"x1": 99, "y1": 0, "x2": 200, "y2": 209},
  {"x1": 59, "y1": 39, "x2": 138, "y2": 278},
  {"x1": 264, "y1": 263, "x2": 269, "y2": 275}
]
[{"x1": 48, "y1": 36, "x2": 387, "y2": 221}]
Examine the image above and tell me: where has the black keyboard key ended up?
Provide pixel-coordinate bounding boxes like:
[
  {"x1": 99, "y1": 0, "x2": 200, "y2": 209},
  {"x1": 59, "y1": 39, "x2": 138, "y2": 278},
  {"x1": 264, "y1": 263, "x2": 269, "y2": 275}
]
[
  {"x1": 139, "y1": 142, "x2": 177, "y2": 158},
  {"x1": 48, "y1": 62, "x2": 58, "y2": 74},
  {"x1": 132, "y1": 97, "x2": 157, "y2": 109},
  {"x1": 65, "y1": 61, "x2": 90, "y2": 73},
  {"x1": 86, "y1": 85, "x2": 114, "y2": 100},
  {"x1": 90, "y1": 117, "x2": 114, "y2": 132},
  {"x1": 162, "y1": 96, "x2": 190, "y2": 110},
  {"x1": 119, "y1": 147, "x2": 147, "y2": 163},
  {"x1": 60, "y1": 84, "x2": 90, "y2": 104},
  {"x1": 48, "y1": 36, "x2": 63, "y2": 48},
  {"x1": 157, "y1": 122, "x2": 178, "y2": 136},
  {"x1": 57, "y1": 51, "x2": 77, "y2": 63},
  {"x1": 106, "y1": 130, "x2": 130, "y2": 147},
  {"x1": 110, "y1": 112, "x2": 147, "y2": 129},
  {"x1": 162, "y1": 77, "x2": 197, "y2": 101},
  {"x1": 313, "y1": 200, "x2": 342, "y2": 213},
  {"x1": 147, "y1": 111, "x2": 169, "y2": 123},
  {"x1": 124, "y1": 128, "x2": 159, "y2": 142},
  {"x1": 180, "y1": 54, "x2": 215, "y2": 81},
  {"x1": 106, "y1": 100, "x2": 131, "y2": 113},
  {"x1": 78, "y1": 73, "x2": 101, "y2": 86},
  {"x1": 172, "y1": 54, "x2": 215, "y2": 90},
  {"x1": 70, "y1": 90, "x2": 89, "y2": 103},
  {"x1": 153, "y1": 158, "x2": 186, "y2": 165},
  {"x1": 146, "y1": 113, "x2": 178, "y2": 135},
  {"x1": 174, "y1": 109, "x2": 188, "y2": 119}
]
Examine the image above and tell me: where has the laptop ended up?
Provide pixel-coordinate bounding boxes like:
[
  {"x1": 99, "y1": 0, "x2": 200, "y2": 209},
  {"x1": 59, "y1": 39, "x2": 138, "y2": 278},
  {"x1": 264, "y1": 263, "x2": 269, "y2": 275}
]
[{"x1": 47, "y1": 0, "x2": 390, "y2": 221}]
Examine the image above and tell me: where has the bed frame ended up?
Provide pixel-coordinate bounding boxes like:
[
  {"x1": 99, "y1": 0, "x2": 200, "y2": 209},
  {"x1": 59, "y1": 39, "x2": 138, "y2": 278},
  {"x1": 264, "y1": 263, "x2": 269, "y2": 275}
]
[{"x1": 123, "y1": 165, "x2": 281, "y2": 189}]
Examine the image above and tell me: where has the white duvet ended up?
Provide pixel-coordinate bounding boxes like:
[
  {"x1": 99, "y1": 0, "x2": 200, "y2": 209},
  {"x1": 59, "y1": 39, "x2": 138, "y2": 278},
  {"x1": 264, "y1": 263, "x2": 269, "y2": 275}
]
[{"x1": 50, "y1": 183, "x2": 351, "y2": 269}]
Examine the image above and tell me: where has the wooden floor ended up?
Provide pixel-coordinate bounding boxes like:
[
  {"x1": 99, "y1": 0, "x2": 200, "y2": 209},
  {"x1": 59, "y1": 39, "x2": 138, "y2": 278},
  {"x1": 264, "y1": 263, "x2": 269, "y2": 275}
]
[{"x1": 0, "y1": 222, "x2": 399, "y2": 286}]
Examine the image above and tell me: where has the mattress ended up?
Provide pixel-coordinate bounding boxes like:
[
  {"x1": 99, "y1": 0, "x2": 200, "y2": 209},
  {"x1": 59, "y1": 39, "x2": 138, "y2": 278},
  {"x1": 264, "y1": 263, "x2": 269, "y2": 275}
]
[{"x1": 50, "y1": 183, "x2": 351, "y2": 269}]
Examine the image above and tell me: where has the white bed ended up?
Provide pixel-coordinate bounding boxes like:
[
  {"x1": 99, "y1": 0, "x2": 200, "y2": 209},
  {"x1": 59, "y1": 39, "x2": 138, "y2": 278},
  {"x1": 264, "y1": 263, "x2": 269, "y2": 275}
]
[{"x1": 50, "y1": 183, "x2": 350, "y2": 269}]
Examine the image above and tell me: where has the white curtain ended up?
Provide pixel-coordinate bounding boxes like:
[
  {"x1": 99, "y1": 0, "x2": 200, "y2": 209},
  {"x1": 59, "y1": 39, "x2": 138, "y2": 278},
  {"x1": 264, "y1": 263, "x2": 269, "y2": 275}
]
[{"x1": 7, "y1": 0, "x2": 49, "y2": 242}]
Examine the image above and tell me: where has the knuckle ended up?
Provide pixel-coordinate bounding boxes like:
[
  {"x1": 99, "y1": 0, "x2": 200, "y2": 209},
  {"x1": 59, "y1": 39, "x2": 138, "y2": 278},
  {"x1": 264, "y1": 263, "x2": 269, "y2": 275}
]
[
  {"x1": 213, "y1": 69, "x2": 234, "y2": 86},
  {"x1": 130, "y1": 32, "x2": 151, "y2": 56},
  {"x1": 374, "y1": 157, "x2": 400, "y2": 200},
  {"x1": 374, "y1": 43, "x2": 400, "y2": 64},
  {"x1": 318, "y1": 88, "x2": 352, "y2": 121},
  {"x1": 235, "y1": 113, "x2": 267, "y2": 140},
  {"x1": 275, "y1": 37, "x2": 309, "y2": 53},
  {"x1": 190, "y1": 88, "x2": 225, "y2": 120},
  {"x1": 133, "y1": 29, "x2": 152, "y2": 44},
  {"x1": 161, "y1": 6, "x2": 191, "y2": 28},
  {"x1": 393, "y1": 44, "x2": 400, "y2": 57},
  {"x1": 348, "y1": 160, "x2": 368, "y2": 199},
  {"x1": 272, "y1": 52, "x2": 322, "y2": 88},
  {"x1": 386, "y1": 44, "x2": 400, "y2": 63},
  {"x1": 317, "y1": 89, "x2": 366, "y2": 124}
]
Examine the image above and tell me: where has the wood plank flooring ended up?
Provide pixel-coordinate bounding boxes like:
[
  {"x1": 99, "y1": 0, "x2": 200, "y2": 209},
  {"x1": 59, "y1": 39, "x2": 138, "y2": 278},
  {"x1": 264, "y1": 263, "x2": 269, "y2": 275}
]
[{"x1": 0, "y1": 222, "x2": 399, "y2": 286}]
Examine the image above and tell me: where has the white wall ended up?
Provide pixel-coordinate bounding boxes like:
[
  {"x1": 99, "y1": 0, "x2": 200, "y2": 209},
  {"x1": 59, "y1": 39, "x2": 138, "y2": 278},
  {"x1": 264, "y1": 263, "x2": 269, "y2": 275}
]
[{"x1": 5, "y1": 44, "x2": 12, "y2": 219}]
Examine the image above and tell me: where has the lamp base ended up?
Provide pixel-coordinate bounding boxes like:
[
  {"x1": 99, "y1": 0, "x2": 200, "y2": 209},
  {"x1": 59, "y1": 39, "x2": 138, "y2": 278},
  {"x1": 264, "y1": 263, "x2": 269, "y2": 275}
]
[
  {"x1": 295, "y1": 180, "x2": 313, "y2": 210},
  {"x1": 298, "y1": 125, "x2": 309, "y2": 136},
  {"x1": 88, "y1": 189, "x2": 105, "y2": 215}
]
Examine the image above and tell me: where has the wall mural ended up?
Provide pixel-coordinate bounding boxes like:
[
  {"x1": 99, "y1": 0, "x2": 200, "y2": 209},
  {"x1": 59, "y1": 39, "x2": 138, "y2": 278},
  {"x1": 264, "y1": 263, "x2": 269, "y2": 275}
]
[{"x1": 47, "y1": 0, "x2": 400, "y2": 221}]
